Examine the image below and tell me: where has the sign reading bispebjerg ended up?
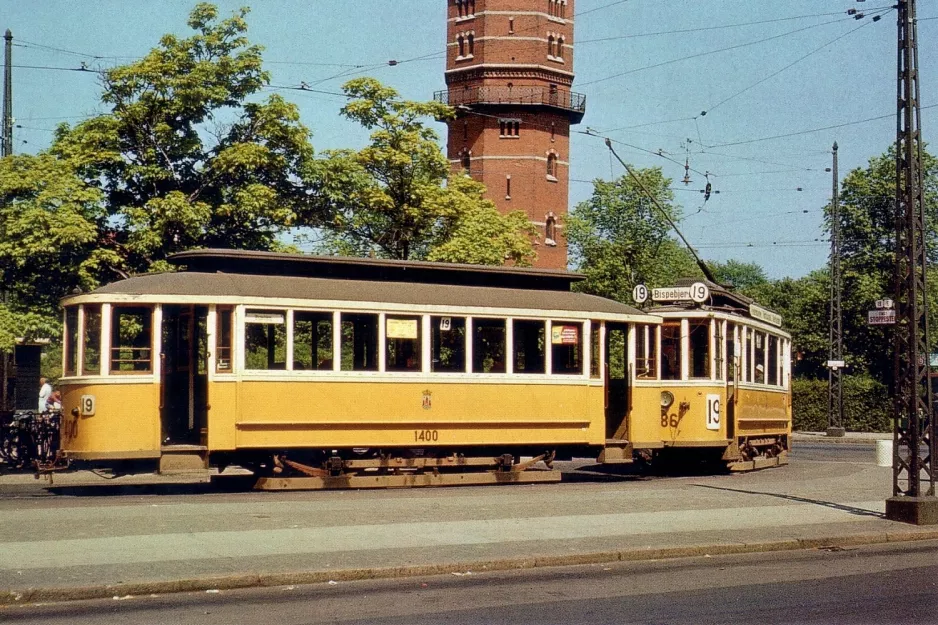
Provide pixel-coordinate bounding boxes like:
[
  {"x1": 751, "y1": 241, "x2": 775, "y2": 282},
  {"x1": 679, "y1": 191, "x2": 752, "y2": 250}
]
[{"x1": 652, "y1": 282, "x2": 710, "y2": 304}]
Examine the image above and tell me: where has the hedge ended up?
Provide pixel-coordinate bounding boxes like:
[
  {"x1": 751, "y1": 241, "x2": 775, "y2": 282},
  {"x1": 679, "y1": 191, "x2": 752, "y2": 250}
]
[{"x1": 791, "y1": 375, "x2": 891, "y2": 432}]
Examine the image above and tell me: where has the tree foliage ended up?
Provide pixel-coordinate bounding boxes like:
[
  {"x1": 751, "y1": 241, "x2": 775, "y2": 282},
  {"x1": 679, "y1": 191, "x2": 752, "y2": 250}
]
[
  {"x1": 311, "y1": 78, "x2": 535, "y2": 264},
  {"x1": 566, "y1": 171, "x2": 700, "y2": 302}
]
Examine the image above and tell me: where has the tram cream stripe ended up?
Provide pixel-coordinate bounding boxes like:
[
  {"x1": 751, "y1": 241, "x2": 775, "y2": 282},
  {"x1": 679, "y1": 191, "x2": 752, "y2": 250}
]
[{"x1": 0, "y1": 501, "x2": 884, "y2": 570}]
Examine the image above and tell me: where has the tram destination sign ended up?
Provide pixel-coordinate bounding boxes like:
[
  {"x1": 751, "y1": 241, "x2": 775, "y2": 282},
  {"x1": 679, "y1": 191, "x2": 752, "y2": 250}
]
[
  {"x1": 867, "y1": 309, "x2": 896, "y2": 325},
  {"x1": 652, "y1": 282, "x2": 710, "y2": 304},
  {"x1": 749, "y1": 304, "x2": 782, "y2": 327}
]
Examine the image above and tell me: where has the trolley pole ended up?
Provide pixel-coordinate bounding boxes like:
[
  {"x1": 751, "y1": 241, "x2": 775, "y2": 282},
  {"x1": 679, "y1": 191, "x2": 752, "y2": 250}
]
[
  {"x1": 886, "y1": 0, "x2": 938, "y2": 524},
  {"x1": 2, "y1": 29, "x2": 12, "y2": 157},
  {"x1": 827, "y1": 142, "x2": 845, "y2": 437}
]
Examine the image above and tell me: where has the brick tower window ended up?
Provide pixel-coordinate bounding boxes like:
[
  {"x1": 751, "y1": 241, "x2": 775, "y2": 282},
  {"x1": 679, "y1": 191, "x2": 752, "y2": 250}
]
[
  {"x1": 461, "y1": 151, "x2": 471, "y2": 174},
  {"x1": 547, "y1": 35, "x2": 555, "y2": 58},
  {"x1": 546, "y1": 154, "x2": 558, "y2": 179},
  {"x1": 545, "y1": 214, "x2": 557, "y2": 246},
  {"x1": 468, "y1": 33, "x2": 475, "y2": 56},
  {"x1": 556, "y1": 37, "x2": 565, "y2": 60},
  {"x1": 499, "y1": 118, "x2": 520, "y2": 138},
  {"x1": 458, "y1": 35, "x2": 465, "y2": 57}
]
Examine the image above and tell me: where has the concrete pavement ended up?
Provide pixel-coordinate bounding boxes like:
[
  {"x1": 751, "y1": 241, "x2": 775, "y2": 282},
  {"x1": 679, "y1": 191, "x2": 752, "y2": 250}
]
[{"x1": 2, "y1": 434, "x2": 936, "y2": 606}]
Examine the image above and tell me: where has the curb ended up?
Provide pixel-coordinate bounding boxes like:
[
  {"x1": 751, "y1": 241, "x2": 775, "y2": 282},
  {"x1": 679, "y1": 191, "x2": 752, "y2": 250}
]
[
  {"x1": 792, "y1": 435, "x2": 889, "y2": 446},
  {"x1": 4, "y1": 529, "x2": 938, "y2": 606}
]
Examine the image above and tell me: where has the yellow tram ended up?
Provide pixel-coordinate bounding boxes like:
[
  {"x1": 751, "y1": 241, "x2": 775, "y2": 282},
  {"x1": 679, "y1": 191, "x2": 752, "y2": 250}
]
[
  {"x1": 53, "y1": 250, "x2": 790, "y2": 488},
  {"x1": 630, "y1": 280, "x2": 792, "y2": 470}
]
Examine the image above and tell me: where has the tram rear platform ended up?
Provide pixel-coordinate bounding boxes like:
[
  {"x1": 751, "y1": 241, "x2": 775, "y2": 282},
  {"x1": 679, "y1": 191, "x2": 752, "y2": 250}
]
[{"x1": 2, "y1": 432, "x2": 937, "y2": 605}]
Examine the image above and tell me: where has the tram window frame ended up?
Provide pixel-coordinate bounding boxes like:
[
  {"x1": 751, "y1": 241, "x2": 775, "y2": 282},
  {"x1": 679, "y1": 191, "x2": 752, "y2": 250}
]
[
  {"x1": 726, "y1": 322, "x2": 737, "y2": 382},
  {"x1": 754, "y1": 330, "x2": 766, "y2": 384},
  {"x1": 340, "y1": 312, "x2": 379, "y2": 372},
  {"x1": 293, "y1": 311, "x2": 334, "y2": 371},
  {"x1": 688, "y1": 319, "x2": 711, "y2": 380},
  {"x1": 767, "y1": 334, "x2": 779, "y2": 386},
  {"x1": 634, "y1": 324, "x2": 658, "y2": 380},
  {"x1": 215, "y1": 307, "x2": 234, "y2": 373},
  {"x1": 472, "y1": 317, "x2": 506, "y2": 374},
  {"x1": 714, "y1": 320, "x2": 724, "y2": 381},
  {"x1": 64, "y1": 307, "x2": 79, "y2": 376},
  {"x1": 551, "y1": 321, "x2": 583, "y2": 375},
  {"x1": 244, "y1": 309, "x2": 288, "y2": 371},
  {"x1": 513, "y1": 319, "x2": 545, "y2": 374},
  {"x1": 660, "y1": 322, "x2": 682, "y2": 381},
  {"x1": 431, "y1": 316, "x2": 467, "y2": 373},
  {"x1": 82, "y1": 304, "x2": 102, "y2": 376},
  {"x1": 109, "y1": 306, "x2": 153, "y2": 374},
  {"x1": 742, "y1": 327, "x2": 753, "y2": 383},
  {"x1": 386, "y1": 315, "x2": 422, "y2": 372},
  {"x1": 589, "y1": 321, "x2": 601, "y2": 379}
]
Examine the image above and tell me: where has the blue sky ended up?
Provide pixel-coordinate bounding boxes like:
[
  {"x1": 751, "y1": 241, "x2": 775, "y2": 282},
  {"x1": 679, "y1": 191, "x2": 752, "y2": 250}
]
[{"x1": 3, "y1": 0, "x2": 936, "y2": 279}]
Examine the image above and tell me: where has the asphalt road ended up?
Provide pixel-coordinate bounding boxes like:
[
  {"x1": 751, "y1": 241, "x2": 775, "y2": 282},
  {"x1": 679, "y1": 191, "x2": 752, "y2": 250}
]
[{"x1": 3, "y1": 540, "x2": 935, "y2": 625}]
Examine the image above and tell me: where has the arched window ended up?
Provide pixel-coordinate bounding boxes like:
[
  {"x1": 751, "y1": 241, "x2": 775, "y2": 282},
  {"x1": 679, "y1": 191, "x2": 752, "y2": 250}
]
[
  {"x1": 463, "y1": 120, "x2": 469, "y2": 141},
  {"x1": 461, "y1": 151, "x2": 471, "y2": 174},
  {"x1": 548, "y1": 0, "x2": 555, "y2": 17},
  {"x1": 468, "y1": 0, "x2": 475, "y2": 15},
  {"x1": 546, "y1": 153, "x2": 557, "y2": 178},
  {"x1": 550, "y1": 122, "x2": 556, "y2": 142},
  {"x1": 468, "y1": 33, "x2": 475, "y2": 55},
  {"x1": 547, "y1": 35, "x2": 555, "y2": 58},
  {"x1": 556, "y1": 37, "x2": 564, "y2": 59},
  {"x1": 545, "y1": 214, "x2": 557, "y2": 245},
  {"x1": 559, "y1": 0, "x2": 566, "y2": 18},
  {"x1": 456, "y1": 0, "x2": 463, "y2": 18},
  {"x1": 458, "y1": 35, "x2": 465, "y2": 57}
]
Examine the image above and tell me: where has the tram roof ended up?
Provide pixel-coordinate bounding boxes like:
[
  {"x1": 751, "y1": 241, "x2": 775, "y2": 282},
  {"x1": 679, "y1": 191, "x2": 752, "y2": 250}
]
[
  {"x1": 166, "y1": 249, "x2": 584, "y2": 292},
  {"x1": 78, "y1": 271, "x2": 651, "y2": 319}
]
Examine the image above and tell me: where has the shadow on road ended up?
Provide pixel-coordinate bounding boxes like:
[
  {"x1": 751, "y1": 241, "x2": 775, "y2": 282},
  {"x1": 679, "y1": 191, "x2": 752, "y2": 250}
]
[{"x1": 690, "y1": 483, "x2": 885, "y2": 518}]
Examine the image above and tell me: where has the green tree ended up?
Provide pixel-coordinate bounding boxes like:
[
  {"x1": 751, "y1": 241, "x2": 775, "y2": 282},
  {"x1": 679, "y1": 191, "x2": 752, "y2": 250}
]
[
  {"x1": 825, "y1": 145, "x2": 938, "y2": 385},
  {"x1": 566, "y1": 171, "x2": 700, "y2": 302},
  {"x1": 50, "y1": 3, "x2": 316, "y2": 272},
  {"x1": 710, "y1": 259, "x2": 769, "y2": 293},
  {"x1": 311, "y1": 78, "x2": 535, "y2": 264}
]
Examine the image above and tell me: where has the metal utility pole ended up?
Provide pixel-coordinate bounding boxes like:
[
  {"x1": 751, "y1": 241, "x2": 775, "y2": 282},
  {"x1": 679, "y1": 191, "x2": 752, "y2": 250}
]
[
  {"x1": 2, "y1": 29, "x2": 11, "y2": 157},
  {"x1": 887, "y1": 0, "x2": 938, "y2": 524},
  {"x1": 827, "y1": 142, "x2": 845, "y2": 437}
]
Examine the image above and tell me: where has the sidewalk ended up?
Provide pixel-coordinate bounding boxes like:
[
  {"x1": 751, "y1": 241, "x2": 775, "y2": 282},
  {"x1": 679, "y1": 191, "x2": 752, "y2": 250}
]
[
  {"x1": 792, "y1": 431, "x2": 891, "y2": 443},
  {"x1": 2, "y1": 448, "x2": 937, "y2": 605}
]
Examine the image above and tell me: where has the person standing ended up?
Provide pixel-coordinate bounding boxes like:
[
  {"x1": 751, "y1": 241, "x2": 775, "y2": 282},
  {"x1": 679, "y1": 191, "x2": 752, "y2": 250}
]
[{"x1": 38, "y1": 377, "x2": 52, "y2": 412}]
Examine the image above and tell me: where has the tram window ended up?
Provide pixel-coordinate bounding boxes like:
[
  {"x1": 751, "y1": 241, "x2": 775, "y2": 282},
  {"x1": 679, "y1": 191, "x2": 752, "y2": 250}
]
[
  {"x1": 431, "y1": 316, "x2": 466, "y2": 373},
  {"x1": 513, "y1": 319, "x2": 545, "y2": 374},
  {"x1": 341, "y1": 313, "x2": 379, "y2": 371},
  {"x1": 714, "y1": 321, "x2": 724, "y2": 381},
  {"x1": 472, "y1": 318, "x2": 506, "y2": 373},
  {"x1": 726, "y1": 323, "x2": 737, "y2": 381},
  {"x1": 634, "y1": 324, "x2": 657, "y2": 379},
  {"x1": 607, "y1": 327, "x2": 626, "y2": 379},
  {"x1": 386, "y1": 316, "x2": 422, "y2": 372},
  {"x1": 216, "y1": 307, "x2": 233, "y2": 373},
  {"x1": 660, "y1": 323, "x2": 682, "y2": 380},
  {"x1": 590, "y1": 322, "x2": 601, "y2": 378},
  {"x1": 293, "y1": 312, "x2": 333, "y2": 371},
  {"x1": 743, "y1": 328, "x2": 753, "y2": 383},
  {"x1": 551, "y1": 321, "x2": 582, "y2": 375},
  {"x1": 688, "y1": 320, "x2": 710, "y2": 379},
  {"x1": 754, "y1": 331, "x2": 766, "y2": 384},
  {"x1": 110, "y1": 307, "x2": 153, "y2": 373},
  {"x1": 82, "y1": 305, "x2": 102, "y2": 376},
  {"x1": 768, "y1": 335, "x2": 779, "y2": 386},
  {"x1": 244, "y1": 309, "x2": 287, "y2": 370},
  {"x1": 64, "y1": 307, "x2": 78, "y2": 376}
]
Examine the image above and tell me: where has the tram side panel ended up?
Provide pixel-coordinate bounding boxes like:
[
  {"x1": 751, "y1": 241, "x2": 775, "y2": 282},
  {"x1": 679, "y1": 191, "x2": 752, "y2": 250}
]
[
  {"x1": 230, "y1": 380, "x2": 606, "y2": 450},
  {"x1": 60, "y1": 382, "x2": 161, "y2": 460},
  {"x1": 629, "y1": 384, "x2": 729, "y2": 449}
]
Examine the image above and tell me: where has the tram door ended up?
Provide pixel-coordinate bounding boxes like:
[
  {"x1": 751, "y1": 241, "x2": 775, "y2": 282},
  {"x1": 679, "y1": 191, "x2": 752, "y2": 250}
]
[
  {"x1": 725, "y1": 323, "x2": 737, "y2": 440},
  {"x1": 160, "y1": 305, "x2": 209, "y2": 445},
  {"x1": 605, "y1": 323, "x2": 630, "y2": 439}
]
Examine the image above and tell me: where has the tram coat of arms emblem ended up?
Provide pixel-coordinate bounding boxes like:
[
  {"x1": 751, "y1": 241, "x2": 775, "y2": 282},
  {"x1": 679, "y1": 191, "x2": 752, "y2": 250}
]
[{"x1": 422, "y1": 390, "x2": 432, "y2": 410}]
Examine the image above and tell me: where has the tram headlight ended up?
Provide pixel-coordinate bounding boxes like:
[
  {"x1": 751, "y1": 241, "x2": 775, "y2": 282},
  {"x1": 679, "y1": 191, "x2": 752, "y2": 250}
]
[{"x1": 660, "y1": 390, "x2": 675, "y2": 408}]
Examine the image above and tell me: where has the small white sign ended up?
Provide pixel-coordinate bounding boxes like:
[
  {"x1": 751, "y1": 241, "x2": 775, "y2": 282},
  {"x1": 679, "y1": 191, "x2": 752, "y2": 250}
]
[
  {"x1": 706, "y1": 394, "x2": 721, "y2": 431},
  {"x1": 690, "y1": 282, "x2": 710, "y2": 303},
  {"x1": 245, "y1": 313, "x2": 285, "y2": 324},
  {"x1": 868, "y1": 310, "x2": 896, "y2": 325},
  {"x1": 632, "y1": 284, "x2": 649, "y2": 304},
  {"x1": 440, "y1": 317, "x2": 452, "y2": 331},
  {"x1": 80, "y1": 394, "x2": 96, "y2": 417},
  {"x1": 827, "y1": 360, "x2": 846, "y2": 369}
]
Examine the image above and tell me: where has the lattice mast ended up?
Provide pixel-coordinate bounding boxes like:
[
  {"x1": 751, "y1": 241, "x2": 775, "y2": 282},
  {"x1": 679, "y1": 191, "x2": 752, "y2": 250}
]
[
  {"x1": 2, "y1": 29, "x2": 12, "y2": 157},
  {"x1": 828, "y1": 142, "x2": 845, "y2": 436},
  {"x1": 891, "y1": 0, "x2": 936, "y2": 501}
]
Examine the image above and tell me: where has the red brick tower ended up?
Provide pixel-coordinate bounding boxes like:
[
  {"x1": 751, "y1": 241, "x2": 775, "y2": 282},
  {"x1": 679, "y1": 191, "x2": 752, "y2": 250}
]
[{"x1": 436, "y1": 0, "x2": 585, "y2": 269}]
